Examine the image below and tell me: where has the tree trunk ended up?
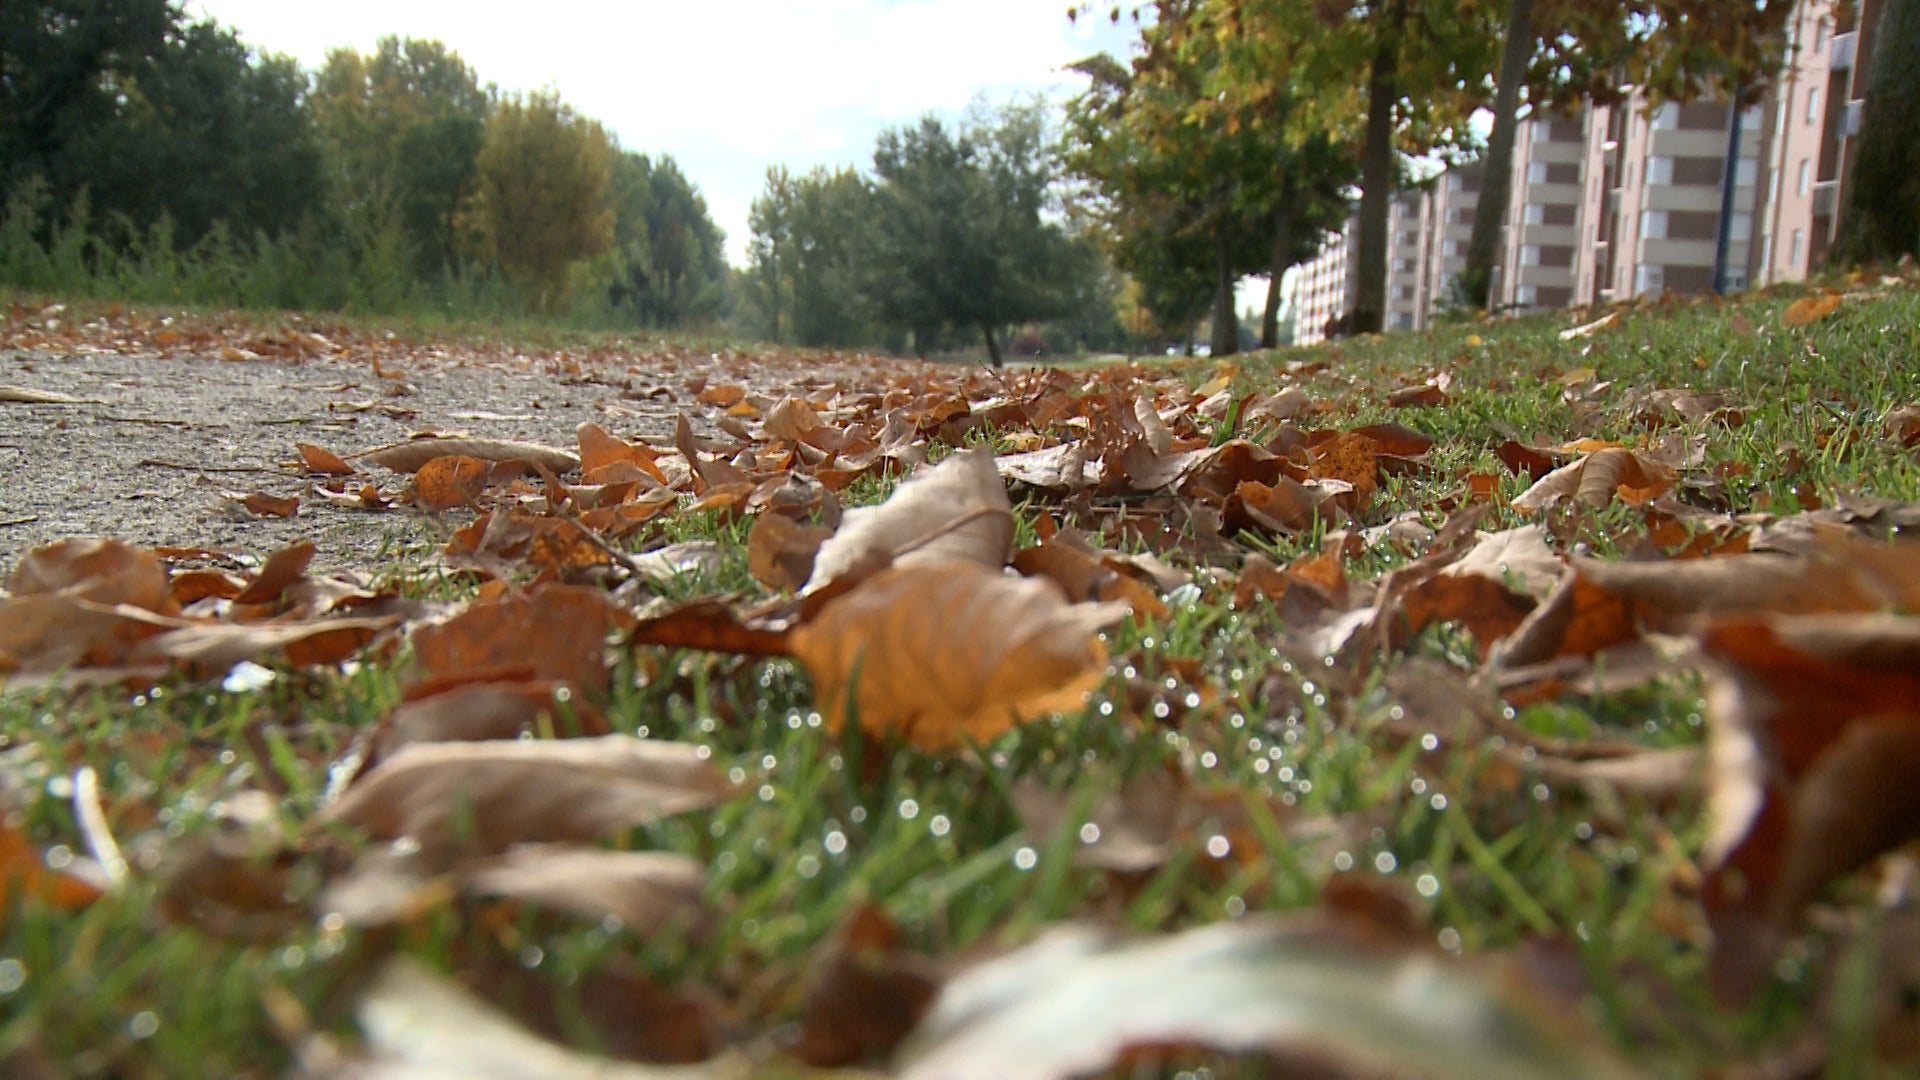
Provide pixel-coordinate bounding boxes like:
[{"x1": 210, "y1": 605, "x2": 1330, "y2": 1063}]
[
  {"x1": 981, "y1": 322, "x2": 1004, "y2": 367},
  {"x1": 1461, "y1": 0, "x2": 1536, "y2": 311},
  {"x1": 1353, "y1": 4, "x2": 1403, "y2": 337},
  {"x1": 1210, "y1": 228, "x2": 1238, "y2": 357},
  {"x1": 1262, "y1": 211, "x2": 1293, "y2": 349},
  {"x1": 1832, "y1": 0, "x2": 1920, "y2": 267}
]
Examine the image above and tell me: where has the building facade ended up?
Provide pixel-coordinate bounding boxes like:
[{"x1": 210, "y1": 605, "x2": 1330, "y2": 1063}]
[{"x1": 1286, "y1": 0, "x2": 1880, "y2": 339}]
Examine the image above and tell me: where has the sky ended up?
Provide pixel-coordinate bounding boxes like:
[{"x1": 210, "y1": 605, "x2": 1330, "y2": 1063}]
[{"x1": 185, "y1": 0, "x2": 1142, "y2": 268}]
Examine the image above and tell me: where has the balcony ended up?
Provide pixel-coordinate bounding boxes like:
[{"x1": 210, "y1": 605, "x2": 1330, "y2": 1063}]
[
  {"x1": 1813, "y1": 180, "x2": 1839, "y2": 218},
  {"x1": 1830, "y1": 32, "x2": 1858, "y2": 70}
]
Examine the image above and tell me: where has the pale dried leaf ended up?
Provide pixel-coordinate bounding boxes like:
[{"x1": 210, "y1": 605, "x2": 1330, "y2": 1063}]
[
  {"x1": 318, "y1": 735, "x2": 736, "y2": 855},
  {"x1": 804, "y1": 447, "x2": 1014, "y2": 596},
  {"x1": 355, "y1": 437, "x2": 579, "y2": 474}
]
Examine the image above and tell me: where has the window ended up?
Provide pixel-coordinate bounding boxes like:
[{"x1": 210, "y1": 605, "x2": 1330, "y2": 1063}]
[
  {"x1": 1523, "y1": 203, "x2": 1545, "y2": 225},
  {"x1": 1814, "y1": 20, "x2": 1827, "y2": 52},
  {"x1": 1646, "y1": 156, "x2": 1674, "y2": 185},
  {"x1": 1731, "y1": 212, "x2": 1753, "y2": 242},
  {"x1": 1442, "y1": 239, "x2": 1459, "y2": 256},
  {"x1": 1742, "y1": 105, "x2": 1762, "y2": 131},
  {"x1": 1520, "y1": 244, "x2": 1542, "y2": 266},
  {"x1": 1527, "y1": 161, "x2": 1548, "y2": 184},
  {"x1": 1651, "y1": 103, "x2": 1680, "y2": 130},
  {"x1": 1448, "y1": 173, "x2": 1464, "y2": 192},
  {"x1": 1798, "y1": 158, "x2": 1811, "y2": 196},
  {"x1": 1392, "y1": 258, "x2": 1411, "y2": 272},
  {"x1": 1516, "y1": 285, "x2": 1539, "y2": 306},
  {"x1": 1790, "y1": 228, "x2": 1804, "y2": 266},
  {"x1": 1635, "y1": 264, "x2": 1665, "y2": 295},
  {"x1": 1724, "y1": 270, "x2": 1749, "y2": 292},
  {"x1": 1806, "y1": 86, "x2": 1820, "y2": 124},
  {"x1": 1736, "y1": 158, "x2": 1757, "y2": 186},
  {"x1": 1640, "y1": 210, "x2": 1669, "y2": 239}
]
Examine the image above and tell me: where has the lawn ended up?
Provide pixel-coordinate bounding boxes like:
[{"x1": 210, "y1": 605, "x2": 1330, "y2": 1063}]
[{"x1": 3, "y1": 272, "x2": 1919, "y2": 1077}]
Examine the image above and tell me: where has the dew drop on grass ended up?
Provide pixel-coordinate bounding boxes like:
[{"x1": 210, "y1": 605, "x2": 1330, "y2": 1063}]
[
  {"x1": 1098, "y1": 700, "x2": 1115, "y2": 717},
  {"x1": 1388, "y1": 705, "x2": 1405, "y2": 721},
  {"x1": 1206, "y1": 835, "x2": 1231, "y2": 858},
  {"x1": 281, "y1": 946, "x2": 307, "y2": 969},
  {"x1": 761, "y1": 753, "x2": 777, "y2": 771},
  {"x1": 1438, "y1": 927, "x2": 1462, "y2": 952},
  {"x1": 520, "y1": 945, "x2": 544, "y2": 969},
  {"x1": 824, "y1": 831, "x2": 848, "y2": 855},
  {"x1": 1198, "y1": 751, "x2": 1218, "y2": 769},
  {"x1": 1575, "y1": 822, "x2": 1594, "y2": 840},
  {"x1": 796, "y1": 855, "x2": 820, "y2": 880},
  {"x1": 715, "y1": 851, "x2": 737, "y2": 873},
  {"x1": 1416, "y1": 874, "x2": 1440, "y2": 898},
  {"x1": 1332, "y1": 850, "x2": 1353, "y2": 871},
  {"x1": 728, "y1": 767, "x2": 746, "y2": 784},
  {"x1": 0, "y1": 959, "x2": 25, "y2": 995},
  {"x1": 1253, "y1": 758, "x2": 1270, "y2": 775},
  {"x1": 44, "y1": 775, "x2": 72, "y2": 799},
  {"x1": 757, "y1": 784, "x2": 775, "y2": 802},
  {"x1": 1013, "y1": 847, "x2": 1038, "y2": 870},
  {"x1": 44, "y1": 845, "x2": 71, "y2": 869},
  {"x1": 129, "y1": 1012, "x2": 159, "y2": 1039},
  {"x1": 1532, "y1": 783, "x2": 1552, "y2": 803},
  {"x1": 849, "y1": 806, "x2": 867, "y2": 824},
  {"x1": 695, "y1": 745, "x2": 712, "y2": 760},
  {"x1": 898, "y1": 799, "x2": 919, "y2": 821},
  {"x1": 1430, "y1": 793, "x2": 1449, "y2": 811},
  {"x1": 929, "y1": 814, "x2": 951, "y2": 837},
  {"x1": 1224, "y1": 896, "x2": 1247, "y2": 918},
  {"x1": 1419, "y1": 732, "x2": 1439, "y2": 751},
  {"x1": 1079, "y1": 823, "x2": 1101, "y2": 844},
  {"x1": 1410, "y1": 777, "x2": 1427, "y2": 795},
  {"x1": 1152, "y1": 700, "x2": 1172, "y2": 719},
  {"x1": 1374, "y1": 852, "x2": 1397, "y2": 873},
  {"x1": 1184, "y1": 692, "x2": 1201, "y2": 708}
]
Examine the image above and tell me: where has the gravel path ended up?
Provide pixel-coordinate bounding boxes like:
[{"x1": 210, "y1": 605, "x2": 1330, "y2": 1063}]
[{"x1": 0, "y1": 340, "x2": 913, "y2": 578}]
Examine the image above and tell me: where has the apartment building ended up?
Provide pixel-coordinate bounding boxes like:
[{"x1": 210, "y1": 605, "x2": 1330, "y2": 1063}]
[
  {"x1": 1497, "y1": 113, "x2": 1584, "y2": 310},
  {"x1": 1291, "y1": 216, "x2": 1358, "y2": 345},
  {"x1": 1286, "y1": 0, "x2": 1882, "y2": 337},
  {"x1": 1756, "y1": 0, "x2": 1882, "y2": 284}
]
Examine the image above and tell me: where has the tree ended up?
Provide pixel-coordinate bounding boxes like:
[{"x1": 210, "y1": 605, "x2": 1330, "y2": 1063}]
[
  {"x1": 610, "y1": 153, "x2": 727, "y2": 328},
  {"x1": 1832, "y1": 0, "x2": 1920, "y2": 267},
  {"x1": 1, "y1": 2, "x2": 325, "y2": 247},
  {"x1": 462, "y1": 90, "x2": 614, "y2": 310},
  {"x1": 866, "y1": 103, "x2": 1074, "y2": 365},
  {"x1": 311, "y1": 37, "x2": 490, "y2": 275},
  {"x1": 1065, "y1": 6, "x2": 1352, "y2": 355}
]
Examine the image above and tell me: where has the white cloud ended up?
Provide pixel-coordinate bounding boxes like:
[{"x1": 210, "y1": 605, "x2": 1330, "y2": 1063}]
[{"x1": 187, "y1": 0, "x2": 1135, "y2": 263}]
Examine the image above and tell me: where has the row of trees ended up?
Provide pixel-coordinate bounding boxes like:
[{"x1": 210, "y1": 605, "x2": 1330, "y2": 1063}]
[
  {"x1": 0, "y1": 1, "x2": 727, "y2": 324},
  {"x1": 1062, "y1": 0, "x2": 1819, "y2": 349},
  {"x1": 741, "y1": 104, "x2": 1135, "y2": 363}
]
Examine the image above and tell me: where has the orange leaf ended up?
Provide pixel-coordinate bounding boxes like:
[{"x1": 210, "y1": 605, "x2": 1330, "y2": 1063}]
[
  {"x1": 1781, "y1": 290, "x2": 1842, "y2": 327},
  {"x1": 413, "y1": 585, "x2": 633, "y2": 691},
  {"x1": 414, "y1": 455, "x2": 491, "y2": 510},
  {"x1": 792, "y1": 561, "x2": 1126, "y2": 749},
  {"x1": 296, "y1": 442, "x2": 356, "y2": 475},
  {"x1": 1, "y1": 818, "x2": 103, "y2": 928}
]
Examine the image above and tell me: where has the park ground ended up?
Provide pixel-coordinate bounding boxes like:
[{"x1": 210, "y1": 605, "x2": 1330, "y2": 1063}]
[{"x1": 3, "y1": 272, "x2": 1920, "y2": 1077}]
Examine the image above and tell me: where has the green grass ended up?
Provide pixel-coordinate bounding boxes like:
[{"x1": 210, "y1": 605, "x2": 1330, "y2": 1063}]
[{"x1": 5, "y1": 277, "x2": 1920, "y2": 1075}]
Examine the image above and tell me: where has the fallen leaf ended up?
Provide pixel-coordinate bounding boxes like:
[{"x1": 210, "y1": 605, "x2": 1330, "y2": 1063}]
[
  {"x1": 356, "y1": 437, "x2": 579, "y2": 474},
  {"x1": 1559, "y1": 311, "x2": 1620, "y2": 339},
  {"x1": 625, "y1": 597, "x2": 794, "y2": 657},
  {"x1": 1697, "y1": 614, "x2": 1920, "y2": 1005},
  {"x1": 319, "y1": 735, "x2": 735, "y2": 856},
  {"x1": 1012, "y1": 537, "x2": 1168, "y2": 620},
  {"x1": 352, "y1": 958, "x2": 751, "y2": 1078},
  {"x1": 413, "y1": 455, "x2": 491, "y2": 510},
  {"x1": 794, "y1": 906, "x2": 939, "y2": 1067},
  {"x1": 1782, "y1": 290, "x2": 1843, "y2": 327},
  {"x1": 1511, "y1": 447, "x2": 1673, "y2": 512},
  {"x1": 233, "y1": 541, "x2": 316, "y2": 605},
  {"x1": 894, "y1": 917, "x2": 1633, "y2": 1079},
  {"x1": 576, "y1": 422, "x2": 668, "y2": 485},
  {"x1": 378, "y1": 679, "x2": 611, "y2": 759},
  {"x1": 792, "y1": 561, "x2": 1127, "y2": 749},
  {"x1": 1, "y1": 817, "x2": 103, "y2": 930},
  {"x1": 464, "y1": 845, "x2": 706, "y2": 931},
  {"x1": 413, "y1": 585, "x2": 632, "y2": 690},
  {"x1": 295, "y1": 442, "x2": 356, "y2": 475},
  {"x1": 803, "y1": 447, "x2": 1014, "y2": 596},
  {"x1": 0, "y1": 384, "x2": 85, "y2": 404},
  {"x1": 747, "y1": 513, "x2": 833, "y2": 593}
]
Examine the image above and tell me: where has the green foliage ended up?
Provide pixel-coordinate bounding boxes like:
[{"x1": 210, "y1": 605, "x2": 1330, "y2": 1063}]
[
  {"x1": 610, "y1": 153, "x2": 729, "y2": 329},
  {"x1": 865, "y1": 102, "x2": 1077, "y2": 364},
  {"x1": 746, "y1": 164, "x2": 879, "y2": 347}
]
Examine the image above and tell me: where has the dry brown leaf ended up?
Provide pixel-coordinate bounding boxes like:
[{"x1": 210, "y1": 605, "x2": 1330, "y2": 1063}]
[
  {"x1": 1, "y1": 816, "x2": 104, "y2": 929},
  {"x1": 626, "y1": 597, "x2": 795, "y2": 657},
  {"x1": 464, "y1": 846, "x2": 706, "y2": 931},
  {"x1": 1698, "y1": 614, "x2": 1920, "y2": 1005},
  {"x1": 793, "y1": 561, "x2": 1127, "y2": 749},
  {"x1": 131, "y1": 615, "x2": 397, "y2": 671},
  {"x1": 995, "y1": 442, "x2": 1099, "y2": 491},
  {"x1": 1885, "y1": 404, "x2": 1920, "y2": 448},
  {"x1": 895, "y1": 917, "x2": 1634, "y2": 1080},
  {"x1": 1782, "y1": 290, "x2": 1843, "y2": 327},
  {"x1": 576, "y1": 422, "x2": 668, "y2": 485},
  {"x1": 1443, "y1": 525, "x2": 1564, "y2": 602},
  {"x1": 379, "y1": 679, "x2": 611, "y2": 759},
  {"x1": 1500, "y1": 533, "x2": 1920, "y2": 667},
  {"x1": 319, "y1": 735, "x2": 735, "y2": 856},
  {"x1": 793, "y1": 905, "x2": 939, "y2": 1068},
  {"x1": 10, "y1": 538, "x2": 176, "y2": 613},
  {"x1": 1510, "y1": 447, "x2": 1674, "y2": 512},
  {"x1": 232, "y1": 541, "x2": 316, "y2": 605},
  {"x1": 1012, "y1": 538, "x2": 1168, "y2": 620},
  {"x1": 747, "y1": 513, "x2": 833, "y2": 593},
  {"x1": 356, "y1": 437, "x2": 579, "y2": 474},
  {"x1": 413, "y1": 454, "x2": 490, "y2": 510},
  {"x1": 0, "y1": 540, "x2": 181, "y2": 672},
  {"x1": 413, "y1": 585, "x2": 632, "y2": 690},
  {"x1": 295, "y1": 441, "x2": 355, "y2": 475},
  {"x1": 803, "y1": 447, "x2": 1014, "y2": 597}
]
